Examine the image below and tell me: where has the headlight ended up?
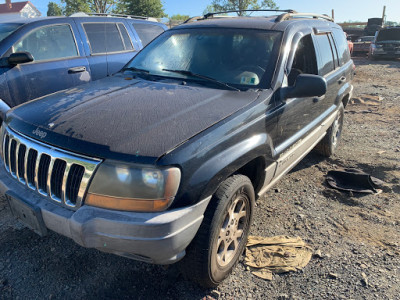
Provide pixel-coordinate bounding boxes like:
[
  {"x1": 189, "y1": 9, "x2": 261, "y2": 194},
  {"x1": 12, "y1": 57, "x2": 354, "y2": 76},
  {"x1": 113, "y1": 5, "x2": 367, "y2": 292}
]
[{"x1": 85, "y1": 160, "x2": 181, "y2": 212}]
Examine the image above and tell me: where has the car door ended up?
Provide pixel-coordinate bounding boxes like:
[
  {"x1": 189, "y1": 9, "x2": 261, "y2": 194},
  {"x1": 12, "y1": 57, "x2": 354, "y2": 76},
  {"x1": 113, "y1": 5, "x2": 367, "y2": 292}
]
[
  {"x1": 0, "y1": 67, "x2": 12, "y2": 106},
  {"x1": 104, "y1": 22, "x2": 139, "y2": 75},
  {"x1": 4, "y1": 21, "x2": 90, "y2": 107},
  {"x1": 78, "y1": 22, "x2": 108, "y2": 81},
  {"x1": 274, "y1": 33, "x2": 322, "y2": 154},
  {"x1": 313, "y1": 32, "x2": 343, "y2": 114},
  {"x1": 78, "y1": 21, "x2": 139, "y2": 78}
]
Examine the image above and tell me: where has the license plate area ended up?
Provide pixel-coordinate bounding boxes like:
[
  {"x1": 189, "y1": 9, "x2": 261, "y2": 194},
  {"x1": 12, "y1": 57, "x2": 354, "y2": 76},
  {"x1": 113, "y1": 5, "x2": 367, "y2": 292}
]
[{"x1": 6, "y1": 192, "x2": 48, "y2": 236}]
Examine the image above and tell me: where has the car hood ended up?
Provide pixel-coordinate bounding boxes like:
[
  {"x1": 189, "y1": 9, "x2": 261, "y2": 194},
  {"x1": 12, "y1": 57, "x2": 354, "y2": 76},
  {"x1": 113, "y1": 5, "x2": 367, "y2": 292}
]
[{"x1": 7, "y1": 75, "x2": 259, "y2": 163}]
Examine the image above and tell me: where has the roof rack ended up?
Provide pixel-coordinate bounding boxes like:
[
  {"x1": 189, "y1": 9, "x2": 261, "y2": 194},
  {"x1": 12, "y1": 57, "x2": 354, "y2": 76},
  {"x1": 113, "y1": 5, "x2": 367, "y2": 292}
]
[
  {"x1": 276, "y1": 12, "x2": 334, "y2": 23},
  {"x1": 182, "y1": 10, "x2": 334, "y2": 25},
  {"x1": 204, "y1": 9, "x2": 296, "y2": 19},
  {"x1": 69, "y1": 12, "x2": 158, "y2": 22}
]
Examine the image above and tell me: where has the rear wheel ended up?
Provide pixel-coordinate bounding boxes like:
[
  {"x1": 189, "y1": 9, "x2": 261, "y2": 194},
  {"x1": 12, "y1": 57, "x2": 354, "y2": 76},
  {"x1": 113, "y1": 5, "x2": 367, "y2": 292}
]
[
  {"x1": 180, "y1": 175, "x2": 255, "y2": 287},
  {"x1": 315, "y1": 102, "x2": 344, "y2": 157}
]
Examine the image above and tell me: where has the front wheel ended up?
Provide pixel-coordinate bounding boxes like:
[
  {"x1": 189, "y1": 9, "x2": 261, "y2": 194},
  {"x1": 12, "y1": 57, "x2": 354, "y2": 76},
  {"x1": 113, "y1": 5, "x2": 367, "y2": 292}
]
[{"x1": 179, "y1": 175, "x2": 255, "y2": 287}]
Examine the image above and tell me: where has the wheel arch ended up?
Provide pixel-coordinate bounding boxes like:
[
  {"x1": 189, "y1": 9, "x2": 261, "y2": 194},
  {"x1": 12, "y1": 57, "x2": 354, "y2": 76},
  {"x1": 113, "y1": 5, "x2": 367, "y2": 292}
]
[{"x1": 190, "y1": 133, "x2": 273, "y2": 202}]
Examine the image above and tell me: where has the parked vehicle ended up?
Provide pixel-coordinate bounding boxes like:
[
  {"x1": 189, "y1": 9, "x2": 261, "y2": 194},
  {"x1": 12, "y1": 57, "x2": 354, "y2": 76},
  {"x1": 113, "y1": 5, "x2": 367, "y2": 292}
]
[
  {"x1": 0, "y1": 10, "x2": 353, "y2": 287},
  {"x1": 353, "y1": 36, "x2": 374, "y2": 55},
  {"x1": 346, "y1": 33, "x2": 354, "y2": 55},
  {"x1": 369, "y1": 27, "x2": 400, "y2": 60},
  {"x1": 364, "y1": 17, "x2": 383, "y2": 36},
  {"x1": 0, "y1": 14, "x2": 167, "y2": 107}
]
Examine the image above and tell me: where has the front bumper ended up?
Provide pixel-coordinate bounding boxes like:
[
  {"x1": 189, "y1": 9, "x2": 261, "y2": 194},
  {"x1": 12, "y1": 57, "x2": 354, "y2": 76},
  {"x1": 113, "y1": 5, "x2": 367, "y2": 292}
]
[{"x1": 0, "y1": 160, "x2": 210, "y2": 264}]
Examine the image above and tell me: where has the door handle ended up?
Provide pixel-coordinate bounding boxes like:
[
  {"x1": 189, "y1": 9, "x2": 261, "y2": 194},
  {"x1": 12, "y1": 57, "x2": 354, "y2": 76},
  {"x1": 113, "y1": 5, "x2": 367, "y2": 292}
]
[
  {"x1": 338, "y1": 76, "x2": 346, "y2": 84},
  {"x1": 68, "y1": 66, "x2": 86, "y2": 74}
]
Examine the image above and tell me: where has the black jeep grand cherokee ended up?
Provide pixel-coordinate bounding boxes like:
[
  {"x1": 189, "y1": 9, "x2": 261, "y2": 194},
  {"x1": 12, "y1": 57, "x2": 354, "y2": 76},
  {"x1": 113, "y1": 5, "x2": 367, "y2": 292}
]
[{"x1": 0, "y1": 10, "x2": 353, "y2": 287}]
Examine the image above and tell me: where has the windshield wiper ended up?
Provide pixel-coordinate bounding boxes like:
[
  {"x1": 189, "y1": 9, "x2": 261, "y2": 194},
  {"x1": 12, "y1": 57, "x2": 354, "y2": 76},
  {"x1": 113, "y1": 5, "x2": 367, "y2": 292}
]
[
  {"x1": 122, "y1": 66, "x2": 150, "y2": 74},
  {"x1": 162, "y1": 69, "x2": 240, "y2": 91}
]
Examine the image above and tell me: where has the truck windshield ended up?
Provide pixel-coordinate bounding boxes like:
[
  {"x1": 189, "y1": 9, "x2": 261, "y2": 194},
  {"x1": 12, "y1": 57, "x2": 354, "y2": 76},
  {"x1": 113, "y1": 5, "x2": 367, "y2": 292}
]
[
  {"x1": 376, "y1": 29, "x2": 400, "y2": 42},
  {"x1": 0, "y1": 23, "x2": 22, "y2": 42},
  {"x1": 125, "y1": 28, "x2": 282, "y2": 89}
]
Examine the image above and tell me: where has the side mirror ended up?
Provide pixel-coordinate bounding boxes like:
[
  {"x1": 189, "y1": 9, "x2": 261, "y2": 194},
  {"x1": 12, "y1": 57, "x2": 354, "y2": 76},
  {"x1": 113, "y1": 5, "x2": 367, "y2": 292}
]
[
  {"x1": 8, "y1": 52, "x2": 34, "y2": 65},
  {"x1": 281, "y1": 74, "x2": 327, "y2": 100}
]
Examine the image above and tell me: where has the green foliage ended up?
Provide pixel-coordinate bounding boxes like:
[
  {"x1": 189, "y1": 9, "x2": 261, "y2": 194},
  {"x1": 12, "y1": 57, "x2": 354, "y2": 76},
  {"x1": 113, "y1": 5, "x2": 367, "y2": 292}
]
[
  {"x1": 47, "y1": 1, "x2": 63, "y2": 16},
  {"x1": 203, "y1": 5, "x2": 217, "y2": 15},
  {"x1": 170, "y1": 14, "x2": 190, "y2": 21},
  {"x1": 209, "y1": 0, "x2": 278, "y2": 16},
  {"x1": 60, "y1": 0, "x2": 116, "y2": 15},
  {"x1": 115, "y1": 0, "x2": 166, "y2": 18},
  {"x1": 385, "y1": 21, "x2": 399, "y2": 26},
  {"x1": 61, "y1": 0, "x2": 90, "y2": 15},
  {"x1": 91, "y1": 0, "x2": 116, "y2": 13}
]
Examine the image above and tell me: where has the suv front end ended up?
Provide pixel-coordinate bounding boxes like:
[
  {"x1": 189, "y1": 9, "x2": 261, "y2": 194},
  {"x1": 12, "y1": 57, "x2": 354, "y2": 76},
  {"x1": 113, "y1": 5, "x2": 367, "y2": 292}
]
[{"x1": 0, "y1": 123, "x2": 210, "y2": 264}]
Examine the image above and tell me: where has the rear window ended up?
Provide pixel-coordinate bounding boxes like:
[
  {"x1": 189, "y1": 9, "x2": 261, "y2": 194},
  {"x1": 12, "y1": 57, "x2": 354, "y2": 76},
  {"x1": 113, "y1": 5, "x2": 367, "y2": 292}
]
[
  {"x1": 132, "y1": 23, "x2": 164, "y2": 46},
  {"x1": 314, "y1": 34, "x2": 335, "y2": 76},
  {"x1": 332, "y1": 29, "x2": 351, "y2": 66},
  {"x1": 376, "y1": 29, "x2": 400, "y2": 42},
  {"x1": 0, "y1": 23, "x2": 22, "y2": 42},
  {"x1": 83, "y1": 23, "x2": 134, "y2": 54}
]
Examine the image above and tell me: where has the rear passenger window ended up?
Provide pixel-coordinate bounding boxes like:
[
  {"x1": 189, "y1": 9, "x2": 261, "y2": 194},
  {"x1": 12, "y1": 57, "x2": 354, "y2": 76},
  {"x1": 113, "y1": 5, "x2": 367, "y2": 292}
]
[
  {"x1": 83, "y1": 23, "x2": 106, "y2": 54},
  {"x1": 313, "y1": 34, "x2": 335, "y2": 76},
  {"x1": 13, "y1": 24, "x2": 78, "y2": 61},
  {"x1": 118, "y1": 23, "x2": 134, "y2": 50},
  {"x1": 132, "y1": 23, "x2": 164, "y2": 46},
  {"x1": 104, "y1": 23, "x2": 125, "y2": 52},
  {"x1": 83, "y1": 23, "x2": 134, "y2": 54},
  {"x1": 332, "y1": 29, "x2": 351, "y2": 66}
]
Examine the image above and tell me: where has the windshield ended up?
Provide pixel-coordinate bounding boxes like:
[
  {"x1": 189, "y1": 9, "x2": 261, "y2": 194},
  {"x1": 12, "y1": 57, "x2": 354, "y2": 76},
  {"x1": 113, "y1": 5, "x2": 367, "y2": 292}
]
[
  {"x1": 125, "y1": 28, "x2": 282, "y2": 89},
  {"x1": 0, "y1": 23, "x2": 22, "y2": 43},
  {"x1": 376, "y1": 29, "x2": 400, "y2": 42}
]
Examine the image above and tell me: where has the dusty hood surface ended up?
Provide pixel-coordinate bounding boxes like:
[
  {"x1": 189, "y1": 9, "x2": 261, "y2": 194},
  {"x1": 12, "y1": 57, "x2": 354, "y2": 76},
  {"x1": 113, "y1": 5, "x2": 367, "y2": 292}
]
[{"x1": 7, "y1": 75, "x2": 259, "y2": 162}]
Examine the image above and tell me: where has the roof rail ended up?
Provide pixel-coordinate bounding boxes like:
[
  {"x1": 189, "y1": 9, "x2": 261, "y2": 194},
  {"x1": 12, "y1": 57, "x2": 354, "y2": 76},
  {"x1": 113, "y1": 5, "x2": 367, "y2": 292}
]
[
  {"x1": 183, "y1": 16, "x2": 203, "y2": 24},
  {"x1": 204, "y1": 9, "x2": 296, "y2": 19},
  {"x1": 69, "y1": 12, "x2": 158, "y2": 22},
  {"x1": 276, "y1": 12, "x2": 334, "y2": 23}
]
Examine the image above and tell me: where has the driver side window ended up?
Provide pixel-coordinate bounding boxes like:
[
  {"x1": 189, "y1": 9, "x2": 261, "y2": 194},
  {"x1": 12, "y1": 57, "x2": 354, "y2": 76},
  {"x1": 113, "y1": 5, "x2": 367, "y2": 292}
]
[
  {"x1": 13, "y1": 24, "x2": 78, "y2": 62},
  {"x1": 288, "y1": 34, "x2": 318, "y2": 86}
]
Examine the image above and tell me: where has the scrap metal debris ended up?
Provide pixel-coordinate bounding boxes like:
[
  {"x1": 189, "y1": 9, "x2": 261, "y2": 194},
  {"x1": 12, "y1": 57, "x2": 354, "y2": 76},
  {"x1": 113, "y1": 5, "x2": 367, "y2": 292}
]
[
  {"x1": 245, "y1": 235, "x2": 313, "y2": 280},
  {"x1": 326, "y1": 168, "x2": 385, "y2": 194}
]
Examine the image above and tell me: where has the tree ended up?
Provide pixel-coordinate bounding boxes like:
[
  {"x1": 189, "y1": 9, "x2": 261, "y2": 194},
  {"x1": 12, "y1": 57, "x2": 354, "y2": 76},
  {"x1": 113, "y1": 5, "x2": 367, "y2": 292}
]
[
  {"x1": 91, "y1": 0, "x2": 116, "y2": 13},
  {"x1": 62, "y1": 0, "x2": 91, "y2": 15},
  {"x1": 47, "y1": 2, "x2": 63, "y2": 16},
  {"x1": 209, "y1": 0, "x2": 278, "y2": 16},
  {"x1": 170, "y1": 14, "x2": 190, "y2": 21},
  {"x1": 115, "y1": 0, "x2": 166, "y2": 18}
]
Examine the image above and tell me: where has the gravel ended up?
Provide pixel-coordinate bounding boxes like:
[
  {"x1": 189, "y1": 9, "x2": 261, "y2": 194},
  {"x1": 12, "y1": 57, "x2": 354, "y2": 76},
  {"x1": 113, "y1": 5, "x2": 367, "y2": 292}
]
[{"x1": 0, "y1": 57, "x2": 399, "y2": 299}]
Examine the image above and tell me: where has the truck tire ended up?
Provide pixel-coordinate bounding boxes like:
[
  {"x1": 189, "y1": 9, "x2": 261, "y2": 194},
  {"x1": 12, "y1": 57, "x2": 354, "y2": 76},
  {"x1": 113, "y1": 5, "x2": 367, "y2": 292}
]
[
  {"x1": 315, "y1": 102, "x2": 344, "y2": 157},
  {"x1": 179, "y1": 175, "x2": 255, "y2": 287}
]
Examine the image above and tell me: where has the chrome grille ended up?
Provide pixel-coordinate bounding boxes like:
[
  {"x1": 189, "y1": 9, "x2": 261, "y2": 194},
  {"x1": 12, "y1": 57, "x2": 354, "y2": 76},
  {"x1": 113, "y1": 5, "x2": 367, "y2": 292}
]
[{"x1": 2, "y1": 126, "x2": 101, "y2": 209}]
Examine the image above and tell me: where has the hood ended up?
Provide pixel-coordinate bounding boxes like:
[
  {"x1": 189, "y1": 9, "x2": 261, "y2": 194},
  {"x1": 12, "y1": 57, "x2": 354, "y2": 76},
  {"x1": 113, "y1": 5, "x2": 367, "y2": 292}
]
[{"x1": 7, "y1": 75, "x2": 259, "y2": 163}]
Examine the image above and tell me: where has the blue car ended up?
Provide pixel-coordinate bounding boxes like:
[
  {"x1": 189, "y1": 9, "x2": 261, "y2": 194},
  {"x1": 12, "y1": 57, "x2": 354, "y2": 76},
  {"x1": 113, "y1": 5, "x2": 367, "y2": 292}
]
[{"x1": 0, "y1": 14, "x2": 166, "y2": 107}]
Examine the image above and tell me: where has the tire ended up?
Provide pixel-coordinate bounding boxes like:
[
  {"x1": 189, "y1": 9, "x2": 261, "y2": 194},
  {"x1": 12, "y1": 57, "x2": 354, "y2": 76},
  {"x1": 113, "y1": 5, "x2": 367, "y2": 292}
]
[
  {"x1": 179, "y1": 175, "x2": 255, "y2": 287},
  {"x1": 315, "y1": 102, "x2": 344, "y2": 157}
]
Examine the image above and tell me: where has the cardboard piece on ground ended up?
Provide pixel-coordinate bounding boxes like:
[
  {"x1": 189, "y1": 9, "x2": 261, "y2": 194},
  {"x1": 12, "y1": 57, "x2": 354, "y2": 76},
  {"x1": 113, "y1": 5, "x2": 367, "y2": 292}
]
[{"x1": 245, "y1": 235, "x2": 313, "y2": 280}]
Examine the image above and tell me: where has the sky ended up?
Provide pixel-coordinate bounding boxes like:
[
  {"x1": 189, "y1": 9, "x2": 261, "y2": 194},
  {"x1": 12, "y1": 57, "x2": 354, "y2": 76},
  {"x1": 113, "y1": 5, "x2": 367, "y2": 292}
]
[{"x1": 1, "y1": 0, "x2": 400, "y2": 23}]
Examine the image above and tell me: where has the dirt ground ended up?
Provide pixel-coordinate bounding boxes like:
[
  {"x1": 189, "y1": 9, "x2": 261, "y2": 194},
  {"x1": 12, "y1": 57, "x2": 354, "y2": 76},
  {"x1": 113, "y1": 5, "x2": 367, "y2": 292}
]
[{"x1": 0, "y1": 57, "x2": 399, "y2": 300}]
